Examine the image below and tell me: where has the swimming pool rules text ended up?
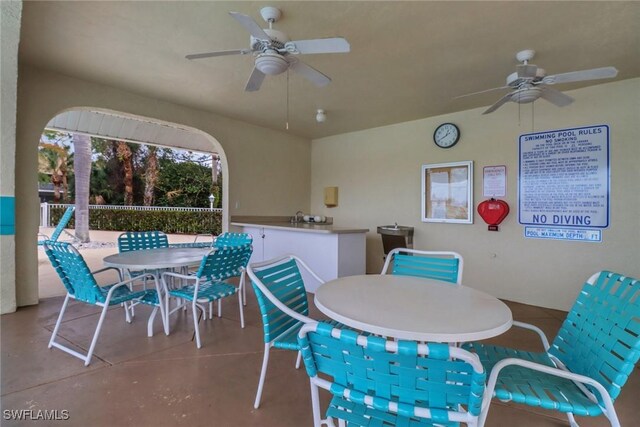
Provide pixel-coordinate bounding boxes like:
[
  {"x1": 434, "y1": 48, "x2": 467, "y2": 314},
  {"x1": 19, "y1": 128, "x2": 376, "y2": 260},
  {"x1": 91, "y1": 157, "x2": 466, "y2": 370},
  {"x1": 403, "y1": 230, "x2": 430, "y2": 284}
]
[{"x1": 519, "y1": 125, "x2": 609, "y2": 242}]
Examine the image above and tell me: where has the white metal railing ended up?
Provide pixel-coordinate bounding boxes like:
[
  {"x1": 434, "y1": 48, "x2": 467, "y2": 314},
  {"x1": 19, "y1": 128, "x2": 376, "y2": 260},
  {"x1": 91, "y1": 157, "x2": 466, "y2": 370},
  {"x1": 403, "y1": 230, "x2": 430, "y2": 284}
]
[{"x1": 40, "y1": 202, "x2": 222, "y2": 227}]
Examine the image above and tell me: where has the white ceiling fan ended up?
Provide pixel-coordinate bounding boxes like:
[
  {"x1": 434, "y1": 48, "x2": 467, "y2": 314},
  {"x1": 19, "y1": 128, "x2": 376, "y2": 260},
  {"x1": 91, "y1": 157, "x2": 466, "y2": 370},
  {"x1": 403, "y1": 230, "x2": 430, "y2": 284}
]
[
  {"x1": 185, "y1": 6, "x2": 350, "y2": 92},
  {"x1": 456, "y1": 50, "x2": 618, "y2": 114}
]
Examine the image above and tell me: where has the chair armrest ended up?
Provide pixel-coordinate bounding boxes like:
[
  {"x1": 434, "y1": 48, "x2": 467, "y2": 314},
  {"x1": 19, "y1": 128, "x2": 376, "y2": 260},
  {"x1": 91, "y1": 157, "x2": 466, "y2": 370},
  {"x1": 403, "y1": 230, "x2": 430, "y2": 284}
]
[
  {"x1": 161, "y1": 271, "x2": 197, "y2": 282},
  {"x1": 482, "y1": 357, "x2": 618, "y2": 426},
  {"x1": 103, "y1": 273, "x2": 159, "y2": 301},
  {"x1": 511, "y1": 320, "x2": 551, "y2": 351},
  {"x1": 38, "y1": 233, "x2": 51, "y2": 240},
  {"x1": 92, "y1": 266, "x2": 124, "y2": 282}
]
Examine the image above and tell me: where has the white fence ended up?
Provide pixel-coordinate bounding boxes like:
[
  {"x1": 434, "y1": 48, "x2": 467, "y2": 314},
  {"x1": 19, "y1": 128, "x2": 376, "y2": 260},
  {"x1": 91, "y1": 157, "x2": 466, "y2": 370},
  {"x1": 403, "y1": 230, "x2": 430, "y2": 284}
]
[{"x1": 40, "y1": 203, "x2": 222, "y2": 227}]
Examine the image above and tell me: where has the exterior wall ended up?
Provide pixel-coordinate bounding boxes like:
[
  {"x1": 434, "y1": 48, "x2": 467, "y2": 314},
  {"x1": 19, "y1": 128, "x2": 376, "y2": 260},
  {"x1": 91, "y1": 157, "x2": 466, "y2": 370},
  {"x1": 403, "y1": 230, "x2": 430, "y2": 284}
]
[
  {"x1": 15, "y1": 65, "x2": 311, "y2": 307},
  {"x1": 310, "y1": 78, "x2": 640, "y2": 311},
  {"x1": 0, "y1": 0, "x2": 22, "y2": 314}
]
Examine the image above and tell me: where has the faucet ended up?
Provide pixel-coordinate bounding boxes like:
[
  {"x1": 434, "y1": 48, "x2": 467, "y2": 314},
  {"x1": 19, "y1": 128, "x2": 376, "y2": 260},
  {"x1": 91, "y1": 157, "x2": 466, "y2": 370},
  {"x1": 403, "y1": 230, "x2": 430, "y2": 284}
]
[{"x1": 291, "y1": 210, "x2": 304, "y2": 223}]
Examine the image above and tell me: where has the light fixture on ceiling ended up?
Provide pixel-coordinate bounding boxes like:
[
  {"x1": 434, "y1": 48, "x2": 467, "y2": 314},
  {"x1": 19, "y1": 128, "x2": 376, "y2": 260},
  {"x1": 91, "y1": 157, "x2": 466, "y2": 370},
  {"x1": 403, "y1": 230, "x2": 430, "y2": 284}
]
[{"x1": 316, "y1": 109, "x2": 326, "y2": 123}]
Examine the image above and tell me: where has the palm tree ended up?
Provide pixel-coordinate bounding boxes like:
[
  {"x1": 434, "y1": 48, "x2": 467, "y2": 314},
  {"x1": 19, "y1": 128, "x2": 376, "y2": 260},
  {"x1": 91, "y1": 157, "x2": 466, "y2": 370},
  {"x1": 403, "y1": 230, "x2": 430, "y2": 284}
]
[
  {"x1": 116, "y1": 141, "x2": 134, "y2": 205},
  {"x1": 73, "y1": 133, "x2": 92, "y2": 243},
  {"x1": 143, "y1": 146, "x2": 158, "y2": 206},
  {"x1": 39, "y1": 141, "x2": 70, "y2": 202}
]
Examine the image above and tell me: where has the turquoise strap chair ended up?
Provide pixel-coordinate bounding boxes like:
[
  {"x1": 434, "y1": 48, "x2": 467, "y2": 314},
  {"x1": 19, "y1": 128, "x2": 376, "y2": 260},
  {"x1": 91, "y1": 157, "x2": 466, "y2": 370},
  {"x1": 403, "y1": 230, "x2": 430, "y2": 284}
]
[
  {"x1": 381, "y1": 247, "x2": 463, "y2": 285},
  {"x1": 247, "y1": 255, "x2": 346, "y2": 409},
  {"x1": 44, "y1": 241, "x2": 167, "y2": 366},
  {"x1": 464, "y1": 271, "x2": 640, "y2": 427},
  {"x1": 162, "y1": 244, "x2": 252, "y2": 348},
  {"x1": 298, "y1": 322, "x2": 487, "y2": 427},
  {"x1": 117, "y1": 230, "x2": 169, "y2": 252},
  {"x1": 214, "y1": 232, "x2": 253, "y2": 248},
  {"x1": 169, "y1": 234, "x2": 215, "y2": 248},
  {"x1": 38, "y1": 206, "x2": 75, "y2": 245},
  {"x1": 215, "y1": 232, "x2": 253, "y2": 306}
]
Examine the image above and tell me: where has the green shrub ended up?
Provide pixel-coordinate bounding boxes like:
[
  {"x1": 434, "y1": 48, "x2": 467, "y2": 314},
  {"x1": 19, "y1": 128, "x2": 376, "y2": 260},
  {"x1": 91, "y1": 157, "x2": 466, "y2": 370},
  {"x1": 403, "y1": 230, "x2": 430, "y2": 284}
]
[{"x1": 49, "y1": 206, "x2": 221, "y2": 235}]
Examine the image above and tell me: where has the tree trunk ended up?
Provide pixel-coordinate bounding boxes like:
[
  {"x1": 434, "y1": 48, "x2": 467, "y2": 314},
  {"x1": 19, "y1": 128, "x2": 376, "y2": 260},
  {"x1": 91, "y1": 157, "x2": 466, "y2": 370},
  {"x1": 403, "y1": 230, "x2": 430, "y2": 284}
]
[
  {"x1": 73, "y1": 133, "x2": 92, "y2": 243},
  {"x1": 143, "y1": 146, "x2": 158, "y2": 206},
  {"x1": 117, "y1": 141, "x2": 134, "y2": 205}
]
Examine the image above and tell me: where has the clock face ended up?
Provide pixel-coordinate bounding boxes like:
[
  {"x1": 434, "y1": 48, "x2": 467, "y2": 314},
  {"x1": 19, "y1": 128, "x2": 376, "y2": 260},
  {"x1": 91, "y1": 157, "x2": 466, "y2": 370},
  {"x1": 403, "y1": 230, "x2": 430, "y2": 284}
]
[{"x1": 433, "y1": 123, "x2": 460, "y2": 148}]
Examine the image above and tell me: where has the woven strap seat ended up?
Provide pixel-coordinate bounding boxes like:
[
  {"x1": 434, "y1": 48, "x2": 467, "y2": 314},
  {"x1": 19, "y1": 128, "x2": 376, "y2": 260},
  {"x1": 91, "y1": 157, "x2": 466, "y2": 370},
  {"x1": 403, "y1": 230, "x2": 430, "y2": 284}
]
[
  {"x1": 463, "y1": 341, "x2": 602, "y2": 416},
  {"x1": 462, "y1": 342, "x2": 556, "y2": 374},
  {"x1": 169, "y1": 281, "x2": 237, "y2": 303},
  {"x1": 327, "y1": 395, "x2": 458, "y2": 427},
  {"x1": 100, "y1": 285, "x2": 159, "y2": 306}
]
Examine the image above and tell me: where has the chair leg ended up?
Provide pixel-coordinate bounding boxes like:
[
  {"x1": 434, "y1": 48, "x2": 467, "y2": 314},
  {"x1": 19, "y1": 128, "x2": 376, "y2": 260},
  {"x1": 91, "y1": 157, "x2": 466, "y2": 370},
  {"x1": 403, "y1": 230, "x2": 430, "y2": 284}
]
[
  {"x1": 147, "y1": 307, "x2": 159, "y2": 337},
  {"x1": 310, "y1": 381, "x2": 323, "y2": 427},
  {"x1": 243, "y1": 272, "x2": 248, "y2": 306},
  {"x1": 217, "y1": 299, "x2": 222, "y2": 317},
  {"x1": 238, "y1": 292, "x2": 245, "y2": 329},
  {"x1": 84, "y1": 303, "x2": 111, "y2": 366},
  {"x1": 48, "y1": 294, "x2": 71, "y2": 349},
  {"x1": 192, "y1": 302, "x2": 202, "y2": 349},
  {"x1": 295, "y1": 351, "x2": 302, "y2": 369},
  {"x1": 254, "y1": 343, "x2": 271, "y2": 409},
  {"x1": 209, "y1": 301, "x2": 213, "y2": 319},
  {"x1": 238, "y1": 274, "x2": 245, "y2": 328}
]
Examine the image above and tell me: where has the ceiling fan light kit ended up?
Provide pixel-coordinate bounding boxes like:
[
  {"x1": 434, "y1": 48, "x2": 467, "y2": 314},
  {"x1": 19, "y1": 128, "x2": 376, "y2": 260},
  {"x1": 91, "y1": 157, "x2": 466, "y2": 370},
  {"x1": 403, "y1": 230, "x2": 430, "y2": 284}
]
[
  {"x1": 455, "y1": 49, "x2": 618, "y2": 114},
  {"x1": 316, "y1": 109, "x2": 326, "y2": 123},
  {"x1": 255, "y1": 52, "x2": 289, "y2": 75},
  {"x1": 185, "y1": 6, "x2": 350, "y2": 92}
]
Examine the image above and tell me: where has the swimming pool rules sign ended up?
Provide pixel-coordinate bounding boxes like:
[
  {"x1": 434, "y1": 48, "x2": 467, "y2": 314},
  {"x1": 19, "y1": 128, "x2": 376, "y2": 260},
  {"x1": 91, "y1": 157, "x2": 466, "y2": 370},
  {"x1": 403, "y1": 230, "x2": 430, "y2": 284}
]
[{"x1": 519, "y1": 125, "x2": 609, "y2": 242}]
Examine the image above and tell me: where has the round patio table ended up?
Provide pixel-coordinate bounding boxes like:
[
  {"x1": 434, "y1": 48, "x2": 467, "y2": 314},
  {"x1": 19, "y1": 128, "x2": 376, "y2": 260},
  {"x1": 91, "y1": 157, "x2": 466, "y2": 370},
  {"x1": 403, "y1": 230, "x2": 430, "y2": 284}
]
[
  {"x1": 103, "y1": 247, "x2": 211, "y2": 271},
  {"x1": 314, "y1": 274, "x2": 512, "y2": 342}
]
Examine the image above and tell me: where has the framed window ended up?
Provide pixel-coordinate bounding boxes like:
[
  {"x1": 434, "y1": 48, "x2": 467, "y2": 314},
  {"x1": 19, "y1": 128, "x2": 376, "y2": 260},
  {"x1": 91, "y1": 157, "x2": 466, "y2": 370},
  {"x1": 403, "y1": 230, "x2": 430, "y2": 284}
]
[{"x1": 422, "y1": 161, "x2": 473, "y2": 224}]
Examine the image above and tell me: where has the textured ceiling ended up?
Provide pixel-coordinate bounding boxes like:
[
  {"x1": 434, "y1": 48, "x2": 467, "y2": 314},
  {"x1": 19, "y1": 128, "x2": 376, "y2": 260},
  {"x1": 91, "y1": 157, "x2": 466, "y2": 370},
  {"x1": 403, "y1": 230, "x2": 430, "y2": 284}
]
[{"x1": 20, "y1": 1, "x2": 640, "y2": 140}]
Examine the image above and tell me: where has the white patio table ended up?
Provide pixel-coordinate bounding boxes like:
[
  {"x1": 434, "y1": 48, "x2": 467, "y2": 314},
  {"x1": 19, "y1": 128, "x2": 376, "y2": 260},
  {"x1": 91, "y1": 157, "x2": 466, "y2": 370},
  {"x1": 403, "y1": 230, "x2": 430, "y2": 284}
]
[
  {"x1": 104, "y1": 247, "x2": 211, "y2": 330},
  {"x1": 314, "y1": 274, "x2": 512, "y2": 342}
]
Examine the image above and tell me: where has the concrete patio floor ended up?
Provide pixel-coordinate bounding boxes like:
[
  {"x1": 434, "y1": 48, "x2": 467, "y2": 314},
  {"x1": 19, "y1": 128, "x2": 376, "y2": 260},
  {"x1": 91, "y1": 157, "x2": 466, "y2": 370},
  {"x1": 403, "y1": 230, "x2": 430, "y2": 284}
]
[{"x1": 1, "y1": 231, "x2": 637, "y2": 426}]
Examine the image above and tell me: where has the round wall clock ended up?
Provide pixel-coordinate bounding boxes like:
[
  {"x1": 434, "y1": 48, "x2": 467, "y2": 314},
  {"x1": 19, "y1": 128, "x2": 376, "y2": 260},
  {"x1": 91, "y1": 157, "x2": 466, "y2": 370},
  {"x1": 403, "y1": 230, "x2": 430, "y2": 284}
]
[{"x1": 433, "y1": 123, "x2": 460, "y2": 148}]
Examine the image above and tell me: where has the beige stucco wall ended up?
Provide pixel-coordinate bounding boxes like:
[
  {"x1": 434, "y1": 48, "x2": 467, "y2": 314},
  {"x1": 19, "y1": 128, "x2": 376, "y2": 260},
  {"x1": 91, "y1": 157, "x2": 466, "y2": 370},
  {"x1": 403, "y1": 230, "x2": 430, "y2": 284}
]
[
  {"x1": 15, "y1": 64, "x2": 311, "y2": 307},
  {"x1": 311, "y1": 78, "x2": 640, "y2": 311},
  {"x1": 1, "y1": 0, "x2": 21, "y2": 314}
]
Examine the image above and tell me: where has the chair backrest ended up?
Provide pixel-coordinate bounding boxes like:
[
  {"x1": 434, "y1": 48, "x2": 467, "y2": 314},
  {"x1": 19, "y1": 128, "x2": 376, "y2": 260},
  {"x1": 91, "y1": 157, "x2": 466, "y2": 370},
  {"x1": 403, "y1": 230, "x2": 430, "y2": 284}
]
[
  {"x1": 549, "y1": 271, "x2": 640, "y2": 402},
  {"x1": 49, "y1": 206, "x2": 75, "y2": 242},
  {"x1": 214, "y1": 232, "x2": 253, "y2": 248},
  {"x1": 247, "y1": 256, "x2": 312, "y2": 344},
  {"x1": 43, "y1": 241, "x2": 104, "y2": 304},
  {"x1": 382, "y1": 248, "x2": 463, "y2": 284},
  {"x1": 298, "y1": 322, "x2": 486, "y2": 423},
  {"x1": 118, "y1": 231, "x2": 169, "y2": 252},
  {"x1": 195, "y1": 244, "x2": 253, "y2": 282}
]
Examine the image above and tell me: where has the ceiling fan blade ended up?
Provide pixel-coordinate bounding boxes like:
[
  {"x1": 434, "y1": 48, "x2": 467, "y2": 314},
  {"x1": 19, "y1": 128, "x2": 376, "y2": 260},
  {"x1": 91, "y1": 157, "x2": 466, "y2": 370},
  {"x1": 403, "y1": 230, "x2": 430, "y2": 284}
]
[
  {"x1": 454, "y1": 85, "x2": 511, "y2": 99},
  {"x1": 289, "y1": 60, "x2": 331, "y2": 87},
  {"x1": 286, "y1": 37, "x2": 350, "y2": 54},
  {"x1": 244, "y1": 67, "x2": 266, "y2": 92},
  {"x1": 186, "y1": 49, "x2": 251, "y2": 60},
  {"x1": 517, "y1": 64, "x2": 538, "y2": 78},
  {"x1": 229, "y1": 11, "x2": 270, "y2": 40},
  {"x1": 542, "y1": 66, "x2": 618, "y2": 85},
  {"x1": 539, "y1": 86, "x2": 574, "y2": 107},
  {"x1": 482, "y1": 92, "x2": 514, "y2": 115}
]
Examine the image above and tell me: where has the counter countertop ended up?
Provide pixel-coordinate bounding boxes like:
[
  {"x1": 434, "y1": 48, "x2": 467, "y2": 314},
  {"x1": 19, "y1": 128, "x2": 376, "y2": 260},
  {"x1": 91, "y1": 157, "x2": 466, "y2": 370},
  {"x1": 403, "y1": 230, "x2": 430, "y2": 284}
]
[{"x1": 231, "y1": 221, "x2": 369, "y2": 234}]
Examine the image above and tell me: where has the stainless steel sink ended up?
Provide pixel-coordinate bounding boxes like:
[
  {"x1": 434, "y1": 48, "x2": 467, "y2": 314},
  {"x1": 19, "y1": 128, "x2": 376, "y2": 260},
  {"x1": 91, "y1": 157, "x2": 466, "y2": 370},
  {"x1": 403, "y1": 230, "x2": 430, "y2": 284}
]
[{"x1": 377, "y1": 224, "x2": 414, "y2": 255}]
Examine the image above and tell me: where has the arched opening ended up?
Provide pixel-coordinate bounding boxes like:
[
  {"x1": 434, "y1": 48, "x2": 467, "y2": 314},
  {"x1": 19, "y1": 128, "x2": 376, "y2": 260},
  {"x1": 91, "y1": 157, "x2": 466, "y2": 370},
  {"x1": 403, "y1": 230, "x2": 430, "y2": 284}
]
[{"x1": 37, "y1": 107, "x2": 229, "y2": 299}]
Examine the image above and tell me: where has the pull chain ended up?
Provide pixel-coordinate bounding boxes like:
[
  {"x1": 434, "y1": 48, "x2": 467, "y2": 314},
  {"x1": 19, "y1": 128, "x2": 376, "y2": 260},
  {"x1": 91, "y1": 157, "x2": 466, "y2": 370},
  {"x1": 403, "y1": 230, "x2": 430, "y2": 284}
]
[
  {"x1": 531, "y1": 100, "x2": 535, "y2": 132},
  {"x1": 286, "y1": 70, "x2": 290, "y2": 130}
]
